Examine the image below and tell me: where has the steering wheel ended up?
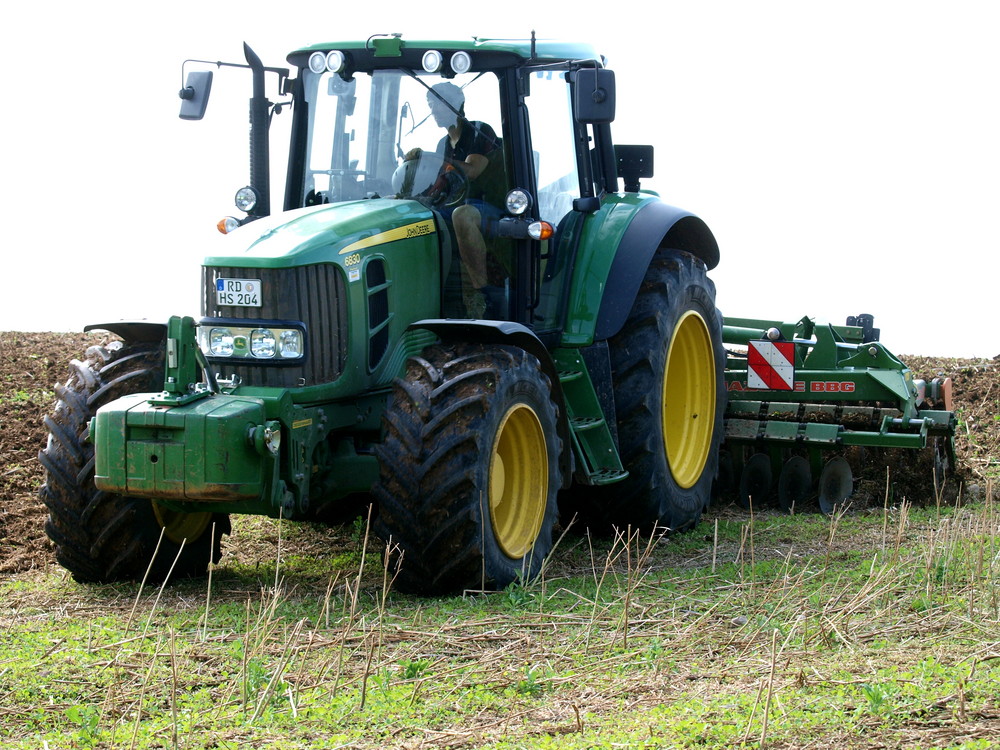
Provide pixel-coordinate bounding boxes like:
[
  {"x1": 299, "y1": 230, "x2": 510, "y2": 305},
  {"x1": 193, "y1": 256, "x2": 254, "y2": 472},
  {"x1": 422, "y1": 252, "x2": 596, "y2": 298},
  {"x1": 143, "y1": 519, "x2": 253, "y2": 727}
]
[{"x1": 393, "y1": 151, "x2": 470, "y2": 208}]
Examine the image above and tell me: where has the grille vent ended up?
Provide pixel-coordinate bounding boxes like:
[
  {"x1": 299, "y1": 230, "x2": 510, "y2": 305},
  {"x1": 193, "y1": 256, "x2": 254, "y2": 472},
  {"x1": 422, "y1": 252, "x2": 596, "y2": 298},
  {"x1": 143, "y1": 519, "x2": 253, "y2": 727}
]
[{"x1": 366, "y1": 259, "x2": 390, "y2": 370}]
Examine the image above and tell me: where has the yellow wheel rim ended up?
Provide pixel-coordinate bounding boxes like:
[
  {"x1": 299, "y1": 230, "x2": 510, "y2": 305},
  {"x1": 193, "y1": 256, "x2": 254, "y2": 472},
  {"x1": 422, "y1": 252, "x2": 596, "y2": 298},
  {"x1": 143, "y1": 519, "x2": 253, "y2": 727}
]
[
  {"x1": 489, "y1": 403, "x2": 548, "y2": 559},
  {"x1": 662, "y1": 311, "x2": 716, "y2": 489},
  {"x1": 152, "y1": 502, "x2": 212, "y2": 546}
]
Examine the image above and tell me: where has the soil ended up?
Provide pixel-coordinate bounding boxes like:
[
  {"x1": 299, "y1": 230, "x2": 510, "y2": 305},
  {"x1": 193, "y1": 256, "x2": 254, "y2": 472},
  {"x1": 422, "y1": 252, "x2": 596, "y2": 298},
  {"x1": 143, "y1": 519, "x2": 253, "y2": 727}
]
[{"x1": 1, "y1": 331, "x2": 998, "y2": 577}]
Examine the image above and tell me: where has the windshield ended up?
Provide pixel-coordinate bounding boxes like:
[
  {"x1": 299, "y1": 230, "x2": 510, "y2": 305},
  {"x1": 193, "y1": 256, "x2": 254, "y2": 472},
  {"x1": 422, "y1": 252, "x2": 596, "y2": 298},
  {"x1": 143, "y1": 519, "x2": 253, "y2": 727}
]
[{"x1": 301, "y1": 68, "x2": 503, "y2": 204}]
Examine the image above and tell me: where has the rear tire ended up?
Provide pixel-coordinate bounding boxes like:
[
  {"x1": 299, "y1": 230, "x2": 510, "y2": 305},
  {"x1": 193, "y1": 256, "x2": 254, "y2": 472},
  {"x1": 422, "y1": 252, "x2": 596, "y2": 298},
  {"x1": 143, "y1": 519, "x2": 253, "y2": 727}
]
[
  {"x1": 373, "y1": 343, "x2": 561, "y2": 595},
  {"x1": 570, "y1": 251, "x2": 726, "y2": 533},
  {"x1": 39, "y1": 341, "x2": 229, "y2": 584}
]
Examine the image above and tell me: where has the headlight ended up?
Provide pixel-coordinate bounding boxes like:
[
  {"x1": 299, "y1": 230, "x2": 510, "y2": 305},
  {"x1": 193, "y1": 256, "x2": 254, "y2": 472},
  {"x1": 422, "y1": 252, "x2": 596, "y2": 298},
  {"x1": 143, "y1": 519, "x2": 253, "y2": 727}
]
[
  {"x1": 450, "y1": 51, "x2": 472, "y2": 75},
  {"x1": 309, "y1": 50, "x2": 345, "y2": 74},
  {"x1": 198, "y1": 324, "x2": 306, "y2": 361},
  {"x1": 209, "y1": 328, "x2": 235, "y2": 356},
  {"x1": 422, "y1": 50, "x2": 443, "y2": 73},
  {"x1": 505, "y1": 189, "x2": 532, "y2": 216},
  {"x1": 308, "y1": 52, "x2": 327, "y2": 74},
  {"x1": 235, "y1": 186, "x2": 258, "y2": 213},
  {"x1": 279, "y1": 329, "x2": 303, "y2": 359},
  {"x1": 326, "y1": 50, "x2": 346, "y2": 73},
  {"x1": 250, "y1": 328, "x2": 277, "y2": 359}
]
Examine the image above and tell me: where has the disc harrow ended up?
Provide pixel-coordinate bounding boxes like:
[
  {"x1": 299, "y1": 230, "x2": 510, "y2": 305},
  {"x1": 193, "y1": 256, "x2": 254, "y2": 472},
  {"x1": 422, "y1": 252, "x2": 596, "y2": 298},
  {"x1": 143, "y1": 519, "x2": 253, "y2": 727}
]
[{"x1": 719, "y1": 314, "x2": 955, "y2": 513}]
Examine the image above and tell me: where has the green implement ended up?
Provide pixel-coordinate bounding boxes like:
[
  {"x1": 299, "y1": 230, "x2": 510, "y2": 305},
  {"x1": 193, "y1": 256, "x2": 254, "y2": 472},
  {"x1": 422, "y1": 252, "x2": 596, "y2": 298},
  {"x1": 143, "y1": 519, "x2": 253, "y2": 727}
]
[{"x1": 720, "y1": 314, "x2": 955, "y2": 513}]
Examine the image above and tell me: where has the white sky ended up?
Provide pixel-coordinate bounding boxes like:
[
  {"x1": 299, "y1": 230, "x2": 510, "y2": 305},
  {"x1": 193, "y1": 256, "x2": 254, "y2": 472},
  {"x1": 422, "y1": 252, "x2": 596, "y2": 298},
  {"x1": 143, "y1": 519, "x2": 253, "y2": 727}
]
[{"x1": 2, "y1": 1, "x2": 997, "y2": 357}]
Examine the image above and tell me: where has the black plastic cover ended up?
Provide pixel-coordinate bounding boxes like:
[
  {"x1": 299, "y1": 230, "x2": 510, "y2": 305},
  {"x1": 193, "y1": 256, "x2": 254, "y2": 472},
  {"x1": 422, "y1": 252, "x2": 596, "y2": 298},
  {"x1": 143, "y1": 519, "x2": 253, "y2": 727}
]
[
  {"x1": 179, "y1": 71, "x2": 214, "y2": 121},
  {"x1": 574, "y1": 69, "x2": 616, "y2": 124}
]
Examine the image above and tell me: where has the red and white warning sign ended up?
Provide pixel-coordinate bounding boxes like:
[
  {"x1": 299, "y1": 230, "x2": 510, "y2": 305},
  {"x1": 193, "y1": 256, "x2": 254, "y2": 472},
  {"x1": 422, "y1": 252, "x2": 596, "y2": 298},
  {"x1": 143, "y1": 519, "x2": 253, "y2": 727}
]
[{"x1": 747, "y1": 340, "x2": 795, "y2": 390}]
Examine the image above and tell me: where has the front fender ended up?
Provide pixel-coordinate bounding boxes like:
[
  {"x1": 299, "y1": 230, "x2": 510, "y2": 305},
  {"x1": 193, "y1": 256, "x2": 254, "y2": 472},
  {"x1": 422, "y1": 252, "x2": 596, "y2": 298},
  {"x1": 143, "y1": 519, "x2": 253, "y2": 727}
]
[
  {"x1": 408, "y1": 319, "x2": 573, "y2": 487},
  {"x1": 84, "y1": 321, "x2": 168, "y2": 345}
]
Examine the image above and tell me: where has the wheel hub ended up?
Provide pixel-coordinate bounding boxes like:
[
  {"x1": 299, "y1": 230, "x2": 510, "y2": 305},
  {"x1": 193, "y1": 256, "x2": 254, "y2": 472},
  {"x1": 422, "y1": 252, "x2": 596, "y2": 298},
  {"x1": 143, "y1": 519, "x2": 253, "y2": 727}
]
[
  {"x1": 662, "y1": 310, "x2": 716, "y2": 489},
  {"x1": 489, "y1": 404, "x2": 547, "y2": 559},
  {"x1": 152, "y1": 502, "x2": 213, "y2": 546}
]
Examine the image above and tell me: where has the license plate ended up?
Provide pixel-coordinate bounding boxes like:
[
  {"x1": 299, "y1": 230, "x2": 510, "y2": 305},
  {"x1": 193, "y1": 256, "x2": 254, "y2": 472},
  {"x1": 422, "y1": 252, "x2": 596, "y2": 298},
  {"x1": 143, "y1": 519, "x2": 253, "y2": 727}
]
[{"x1": 216, "y1": 278, "x2": 262, "y2": 307}]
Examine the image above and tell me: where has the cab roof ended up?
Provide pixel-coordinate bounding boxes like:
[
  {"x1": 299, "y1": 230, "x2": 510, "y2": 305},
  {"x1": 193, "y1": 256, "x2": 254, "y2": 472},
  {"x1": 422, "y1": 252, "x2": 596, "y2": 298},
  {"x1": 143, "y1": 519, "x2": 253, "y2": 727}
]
[{"x1": 288, "y1": 36, "x2": 603, "y2": 70}]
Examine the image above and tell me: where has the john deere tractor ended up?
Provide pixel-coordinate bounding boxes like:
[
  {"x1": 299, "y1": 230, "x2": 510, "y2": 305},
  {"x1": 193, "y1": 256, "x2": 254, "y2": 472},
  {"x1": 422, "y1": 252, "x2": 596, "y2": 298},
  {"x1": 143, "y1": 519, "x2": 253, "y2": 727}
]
[{"x1": 39, "y1": 35, "x2": 726, "y2": 594}]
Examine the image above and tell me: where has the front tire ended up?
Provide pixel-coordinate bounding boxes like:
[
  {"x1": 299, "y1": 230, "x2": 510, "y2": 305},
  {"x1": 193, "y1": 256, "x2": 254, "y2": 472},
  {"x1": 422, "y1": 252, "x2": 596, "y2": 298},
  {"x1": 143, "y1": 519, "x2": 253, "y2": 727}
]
[
  {"x1": 373, "y1": 343, "x2": 561, "y2": 595},
  {"x1": 38, "y1": 341, "x2": 229, "y2": 584},
  {"x1": 571, "y1": 250, "x2": 726, "y2": 533}
]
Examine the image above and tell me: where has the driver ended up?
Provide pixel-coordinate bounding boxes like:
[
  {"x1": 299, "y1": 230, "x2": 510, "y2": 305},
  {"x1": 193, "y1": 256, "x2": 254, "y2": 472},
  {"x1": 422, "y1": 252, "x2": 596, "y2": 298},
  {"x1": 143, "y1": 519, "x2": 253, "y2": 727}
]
[{"x1": 414, "y1": 82, "x2": 507, "y2": 318}]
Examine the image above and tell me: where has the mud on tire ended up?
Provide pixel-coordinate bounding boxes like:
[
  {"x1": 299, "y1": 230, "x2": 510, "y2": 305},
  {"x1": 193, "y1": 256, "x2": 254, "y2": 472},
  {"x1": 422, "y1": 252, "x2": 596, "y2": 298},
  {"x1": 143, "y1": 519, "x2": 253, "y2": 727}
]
[
  {"x1": 373, "y1": 343, "x2": 561, "y2": 595},
  {"x1": 38, "y1": 340, "x2": 229, "y2": 583},
  {"x1": 568, "y1": 250, "x2": 726, "y2": 534}
]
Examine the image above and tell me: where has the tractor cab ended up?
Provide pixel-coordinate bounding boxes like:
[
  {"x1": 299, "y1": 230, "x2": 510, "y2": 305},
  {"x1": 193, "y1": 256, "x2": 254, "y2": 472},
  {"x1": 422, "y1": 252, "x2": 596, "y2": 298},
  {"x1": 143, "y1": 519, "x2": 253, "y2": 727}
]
[{"x1": 185, "y1": 37, "x2": 624, "y2": 335}]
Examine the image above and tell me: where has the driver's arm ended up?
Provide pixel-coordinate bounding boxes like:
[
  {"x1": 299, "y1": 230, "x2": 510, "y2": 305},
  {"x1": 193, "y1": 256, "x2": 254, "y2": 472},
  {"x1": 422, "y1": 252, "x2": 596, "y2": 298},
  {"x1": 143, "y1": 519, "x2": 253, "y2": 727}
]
[{"x1": 458, "y1": 153, "x2": 489, "y2": 180}]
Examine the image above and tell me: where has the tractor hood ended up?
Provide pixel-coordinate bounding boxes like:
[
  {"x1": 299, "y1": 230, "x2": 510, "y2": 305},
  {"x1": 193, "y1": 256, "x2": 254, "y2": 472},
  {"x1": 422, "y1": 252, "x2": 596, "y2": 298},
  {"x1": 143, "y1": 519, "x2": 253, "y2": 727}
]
[{"x1": 203, "y1": 199, "x2": 438, "y2": 268}]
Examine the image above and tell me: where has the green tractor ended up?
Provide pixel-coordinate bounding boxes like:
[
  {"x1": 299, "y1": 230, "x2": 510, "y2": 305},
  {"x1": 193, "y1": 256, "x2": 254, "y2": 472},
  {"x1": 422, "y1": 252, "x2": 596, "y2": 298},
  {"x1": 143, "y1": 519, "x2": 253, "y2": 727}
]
[{"x1": 39, "y1": 35, "x2": 726, "y2": 595}]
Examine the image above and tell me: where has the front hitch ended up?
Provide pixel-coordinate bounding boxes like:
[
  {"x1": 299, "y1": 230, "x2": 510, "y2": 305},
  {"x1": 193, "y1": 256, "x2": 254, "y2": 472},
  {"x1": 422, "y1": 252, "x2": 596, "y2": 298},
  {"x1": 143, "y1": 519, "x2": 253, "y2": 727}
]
[{"x1": 151, "y1": 316, "x2": 215, "y2": 406}]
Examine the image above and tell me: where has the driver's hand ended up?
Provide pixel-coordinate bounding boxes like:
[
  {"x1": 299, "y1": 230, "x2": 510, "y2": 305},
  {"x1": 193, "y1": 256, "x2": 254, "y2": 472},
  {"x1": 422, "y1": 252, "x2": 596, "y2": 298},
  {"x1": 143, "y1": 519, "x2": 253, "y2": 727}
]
[{"x1": 426, "y1": 164, "x2": 459, "y2": 204}]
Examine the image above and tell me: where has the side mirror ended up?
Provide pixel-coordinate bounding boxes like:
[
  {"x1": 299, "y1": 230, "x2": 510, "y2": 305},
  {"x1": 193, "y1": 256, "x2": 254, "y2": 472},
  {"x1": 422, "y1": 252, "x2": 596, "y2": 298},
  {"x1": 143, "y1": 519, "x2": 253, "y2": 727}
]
[
  {"x1": 574, "y1": 68, "x2": 616, "y2": 124},
  {"x1": 179, "y1": 70, "x2": 214, "y2": 120}
]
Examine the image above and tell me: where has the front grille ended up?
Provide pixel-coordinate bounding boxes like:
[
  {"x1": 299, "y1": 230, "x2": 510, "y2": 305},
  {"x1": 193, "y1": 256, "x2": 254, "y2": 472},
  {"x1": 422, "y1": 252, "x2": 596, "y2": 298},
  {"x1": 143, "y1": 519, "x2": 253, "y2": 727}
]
[{"x1": 202, "y1": 264, "x2": 348, "y2": 387}]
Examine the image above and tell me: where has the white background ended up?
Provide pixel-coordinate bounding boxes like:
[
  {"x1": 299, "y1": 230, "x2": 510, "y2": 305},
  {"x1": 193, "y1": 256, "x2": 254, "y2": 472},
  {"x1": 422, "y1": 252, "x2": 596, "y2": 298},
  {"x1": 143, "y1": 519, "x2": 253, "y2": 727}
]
[{"x1": 2, "y1": 1, "x2": 997, "y2": 357}]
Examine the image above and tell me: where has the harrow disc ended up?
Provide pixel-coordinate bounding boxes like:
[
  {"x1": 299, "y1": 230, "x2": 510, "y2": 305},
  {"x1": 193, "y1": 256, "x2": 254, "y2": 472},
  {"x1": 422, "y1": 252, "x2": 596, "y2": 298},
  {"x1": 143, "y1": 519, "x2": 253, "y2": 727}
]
[
  {"x1": 738, "y1": 453, "x2": 772, "y2": 510},
  {"x1": 818, "y1": 456, "x2": 853, "y2": 515},
  {"x1": 777, "y1": 455, "x2": 812, "y2": 513}
]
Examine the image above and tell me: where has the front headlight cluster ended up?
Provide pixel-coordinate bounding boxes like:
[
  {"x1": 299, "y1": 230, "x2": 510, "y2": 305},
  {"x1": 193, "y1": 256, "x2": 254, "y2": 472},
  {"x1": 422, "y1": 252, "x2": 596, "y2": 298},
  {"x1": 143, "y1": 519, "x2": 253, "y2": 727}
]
[{"x1": 197, "y1": 325, "x2": 305, "y2": 361}]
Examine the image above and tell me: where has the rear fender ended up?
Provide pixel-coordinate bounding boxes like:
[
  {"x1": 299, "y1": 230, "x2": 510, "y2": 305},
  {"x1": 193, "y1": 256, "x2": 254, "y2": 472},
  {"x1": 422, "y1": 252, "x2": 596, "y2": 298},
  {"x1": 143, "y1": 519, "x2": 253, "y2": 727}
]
[{"x1": 594, "y1": 201, "x2": 718, "y2": 341}]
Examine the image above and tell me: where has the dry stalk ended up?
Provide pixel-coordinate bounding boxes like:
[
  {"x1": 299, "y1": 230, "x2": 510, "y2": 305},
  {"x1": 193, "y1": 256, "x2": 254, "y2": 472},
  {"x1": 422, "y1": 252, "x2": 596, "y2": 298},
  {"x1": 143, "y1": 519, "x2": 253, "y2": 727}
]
[
  {"x1": 199, "y1": 520, "x2": 217, "y2": 642},
  {"x1": 249, "y1": 618, "x2": 305, "y2": 723},
  {"x1": 125, "y1": 525, "x2": 167, "y2": 636},
  {"x1": 241, "y1": 597, "x2": 252, "y2": 715},
  {"x1": 169, "y1": 627, "x2": 179, "y2": 749},
  {"x1": 142, "y1": 538, "x2": 188, "y2": 639},
  {"x1": 740, "y1": 676, "x2": 766, "y2": 744},
  {"x1": 824, "y1": 501, "x2": 851, "y2": 570},
  {"x1": 536, "y1": 512, "x2": 578, "y2": 588},
  {"x1": 351, "y1": 505, "x2": 374, "y2": 622},
  {"x1": 328, "y1": 578, "x2": 359, "y2": 695},
  {"x1": 760, "y1": 628, "x2": 779, "y2": 747},
  {"x1": 737, "y1": 523, "x2": 750, "y2": 573},
  {"x1": 882, "y1": 465, "x2": 891, "y2": 552},
  {"x1": 619, "y1": 526, "x2": 634, "y2": 649},
  {"x1": 736, "y1": 503, "x2": 757, "y2": 579},
  {"x1": 607, "y1": 525, "x2": 665, "y2": 649},
  {"x1": 128, "y1": 636, "x2": 163, "y2": 750},
  {"x1": 894, "y1": 499, "x2": 911, "y2": 552},
  {"x1": 712, "y1": 518, "x2": 719, "y2": 574},
  {"x1": 584, "y1": 531, "x2": 619, "y2": 650},
  {"x1": 319, "y1": 571, "x2": 342, "y2": 630},
  {"x1": 218, "y1": 590, "x2": 291, "y2": 719},
  {"x1": 291, "y1": 629, "x2": 315, "y2": 711},
  {"x1": 274, "y1": 505, "x2": 283, "y2": 590}
]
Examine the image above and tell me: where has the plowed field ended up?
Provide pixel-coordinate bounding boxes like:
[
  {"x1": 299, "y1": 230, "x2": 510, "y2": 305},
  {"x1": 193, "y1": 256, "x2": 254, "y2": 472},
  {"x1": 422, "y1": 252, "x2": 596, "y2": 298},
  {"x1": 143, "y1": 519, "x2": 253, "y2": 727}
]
[{"x1": 1, "y1": 331, "x2": 997, "y2": 575}]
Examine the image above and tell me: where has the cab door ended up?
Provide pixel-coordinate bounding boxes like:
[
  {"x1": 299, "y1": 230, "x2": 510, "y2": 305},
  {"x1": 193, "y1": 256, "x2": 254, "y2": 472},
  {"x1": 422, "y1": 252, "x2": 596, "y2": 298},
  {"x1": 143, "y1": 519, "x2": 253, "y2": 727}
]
[{"x1": 518, "y1": 68, "x2": 609, "y2": 339}]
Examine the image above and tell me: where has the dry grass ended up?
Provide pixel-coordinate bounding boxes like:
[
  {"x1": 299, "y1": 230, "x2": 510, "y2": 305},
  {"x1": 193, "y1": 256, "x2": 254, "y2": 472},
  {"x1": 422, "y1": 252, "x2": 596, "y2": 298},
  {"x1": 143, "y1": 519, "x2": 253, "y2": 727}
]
[{"x1": 0, "y1": 479, "x2": 997, "y2": 748}]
